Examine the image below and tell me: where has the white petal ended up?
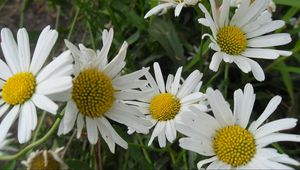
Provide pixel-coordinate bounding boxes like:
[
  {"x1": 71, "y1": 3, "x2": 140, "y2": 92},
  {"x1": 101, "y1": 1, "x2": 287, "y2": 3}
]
[
  {"x1": 0, "y1": 104, "x2": 10, "y2": 118},
  {"x1": 63, "y1": 100, "x2": 78, "y2": 134},
  {"x1": 244, "y1": 57, "x2": 265, "y2": 81},
  {"x1": 115, "y1": 89, "x2": 154, "y2": 101},
  {"x1": 209, "y1": 52, "x2": 223, "y2": 72},
  {"x1": 76, "y1": 114, "x2": 84, "y2": 138},
  {"x1": 165, "y1": 74, "x2": 174, "y2": 93},
  {"x1": 97, "y1": 29, "x2": 113, "y2": 69},
  {"x1": 242, "y1": 48, "x2": 280, "y2": 59},
  {"x1": 171, "y1": 67, "x2": 182, "y2": 95},
  {"x1": 31, "y1": 94, "x2": 58, "y2": 115},
  {"x1": 27, "y1": 101, "x2": 37, "y2": 130},
  {"x1": 181, "y1": 92, "x2": 204, "y2": 105},
  {"x1": 218, "y1": 0, "x2": 230, "y2": 27},
  {"x1": 233, "y1": 56, "x2": 251, "y2": 73},
  {"x1": 254, "y1": 118, "x2": 297, "y2": 139},
  {"x1": 104, "y1": 42, "x2": 128, "y2": 78},
  {"x1": 179, "y1": 137, "x2": 214, "y2": 156},
  {"x1": 198, "y1": 3, "x2": 217, "y2": 37},
  {"x1": 148, "y1": 121, "x2": 165, "y2": 146},
  {"x1": 1, "y1": 28, "x2": 20, "y2": 73},
  {"x1": 233, "y1": 89, "x2": 243, "y2": 122},
  {"x1": 36, "y1": 76, "x2": 72, "y2": 95},
  {"x1": 112, "y1": 67, "x2": 149, "y2": 88},
  {"x1": 246, "y1": 20, "x2": 285, "y2": 38},
  {"x1": 165, "y1": 121, "x2": 176, "y2": 143},
  {"x1": 18, "y1": 103, "x2": 32, "y2": 143},
  {"x1": 247, "y1": 33, "x2": 292, "y2": 48},
  {"x1": 144, "y1": 3, "x2": 176, "y2": 18},
  {"x1": 230, "y1": 0, "x2": 250, "y2": 25},
  {"x1": 174, "y1": 3, "x2": 184, "y2": 17},
  {"x1": 177, "y1": 70, "x2": 202, "y2": 98},
  {"x1": 36, "y1": 50, "x2": 73, "y2": 83},
  {"x1": 96, "y1": 118, "x2": 115, "y2": 153},
  {"x1": 257, "y1": 133, "x2": 300, "y2": 148},
  {"x1": 17, "y1": 28, "x2": 31, "y2": 71},
  {"x1": 30, "y1": 26, "x2": 58, "y2": 75},
  {"x1": 0, "y1": 59, "x2": 12, "y2": 80},
  {"x1": 86, "y1": 117, "x2": 99, "y2": 144},
  {"x1": 157, "y1": 130, "x2": 166, "y2": 147},
  {"x1": 197, "y1": 156, "x2": 218, "y2": 169},
  {"x1": 0, "y1": 106, "x2": 19, "y2": 143},
  {"x1": 206, "y1": 88, "x2": 234, "y2": 126},
  {"x1": 249, "y1": 96, "x2": 281, "y2": 132},
  {"x1": 153, "y1": 62, "x2": 166, "y2": 93}
]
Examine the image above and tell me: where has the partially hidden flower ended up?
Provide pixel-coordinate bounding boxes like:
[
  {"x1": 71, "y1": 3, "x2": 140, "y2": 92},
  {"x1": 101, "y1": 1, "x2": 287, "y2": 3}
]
[
  {"x1": 0, "y1": 26, "x2": 73, "y2": 144},
  {"x1": 128, "y1": 62, "x2": 207, "y2": 147},
  {"x1": 231, "y1": 0, "x2": 276, "y2": 13},
  {"x1": 57, "y1": 28, "x2": 152, "y2": 153},
  {"x1": 179, "y1": 83, "x2": 300, "y2": 169},
  {"x1": 0, "y1": 134, "x2": 16, "y2": 155},
  {"x1": 144, "y1": 0, "x2": 200, "y2": 18},
  {"x1": 198, "y1": 0, "x2": 292, "y2": 81},
  {"x1": 22, "y1": 147, "x2": 68, "y2": 170}
]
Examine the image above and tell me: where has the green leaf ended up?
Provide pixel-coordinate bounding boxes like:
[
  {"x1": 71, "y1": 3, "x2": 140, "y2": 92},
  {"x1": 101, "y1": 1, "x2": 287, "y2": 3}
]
[
  {"x1": 66, "y1": 159, "x2": 93, "y2": 170},
  {"x1": 274, "y1": 0, "x2": 300, "y2": 8},
  {"x1": 276, "y1": 62, "x2": 295, "y2": 101},
  {"x1": 2, "y1": 160, "x2": 16, "y2": 170}
]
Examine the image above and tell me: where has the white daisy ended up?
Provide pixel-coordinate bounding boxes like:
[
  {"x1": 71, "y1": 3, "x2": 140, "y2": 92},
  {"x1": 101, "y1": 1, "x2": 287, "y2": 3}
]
[
  {"x1": 144, "y1": 0, "x2": 200, "y2": 18},
  {"x1": 198, "y1": 0, "x2": 292, "y2": 81},
  {"x1": 179, "y1": 83, "x2": 300, "y2": 169},
  {"x1": 57, "y1": 28, "x2": 151, "y2": 153},
  {"x1": 127, "y1": 62, "x2": 207, "y2": 148},
  {"x1": 22, "y1": 147, "x2": 68, "y2": 170},
  {"x1": 231, "y1": 0, "x2": 276, "y2": 12},
  {"x1": 0, "y1": 26, "x2": 73, "y2": 144}
]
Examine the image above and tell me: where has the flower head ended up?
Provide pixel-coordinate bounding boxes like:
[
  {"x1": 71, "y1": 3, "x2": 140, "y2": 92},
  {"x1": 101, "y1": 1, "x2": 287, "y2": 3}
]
[
  {"x1": 0, "y1": 26, "x2": 73, "y2": 144},
  {"x1": 144, "y1": 0, "x2": 200, "y2": 18},
  {"x1": 198, "y1": 0, "x2": 292, "y2": 81},
  {"x1": 179, "y1": 83, "x2": 300, "y2": 169},
  {"x1": 22, "y1": 147, "x2": 68, "y2": 170},
  {"x1": 128, "y1": 62, "x2": 207, "y2": 147},
  {"x1": 57, "y1": 28, "x2": 151, "y2": 153}
]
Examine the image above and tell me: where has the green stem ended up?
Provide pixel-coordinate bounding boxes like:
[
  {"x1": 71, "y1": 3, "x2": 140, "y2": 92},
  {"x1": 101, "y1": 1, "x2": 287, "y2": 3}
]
[
  {"x1": 223, "y1": 63, "x2": 229, "y2": 98},
  {"x1": 86, "y1": 21, "x2": 96, "y2": 50},
  {"x1": 137, "y1": 135, "x2": 152, "y2": 165},
  {"x1": 0, "y1": 111, "x2": 64, "y2": 160},
  {"x1": 67, "y1": 8, "x2": 80, "y2": 40},
  {"x1": 19, "y1": 0, "x2": 28, "y2": 27},
  {"x1": 55, "y1": 5, "x2": 61, "y2": 30}
]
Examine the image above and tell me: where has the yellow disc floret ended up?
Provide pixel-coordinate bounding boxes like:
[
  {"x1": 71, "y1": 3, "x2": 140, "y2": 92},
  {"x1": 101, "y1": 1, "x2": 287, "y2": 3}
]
[
  {"x1": 2, "y1": 72, "x2": 36, "y2": 105},
  {"x1": 217, "y1": 26, "x2": 247, "y2": 55},
  {"x1": 150, "y1": 93, "x2": 181, "y2": 121},
  {"x1": 72, "y1": 68, "x2": 115, "y2": 118},
  {"x1": 213, "y1": 125, "x2": 256, "y2": 167},
  {"x1": 29, "y1": 151, "x2": 61, "y2": 170}
]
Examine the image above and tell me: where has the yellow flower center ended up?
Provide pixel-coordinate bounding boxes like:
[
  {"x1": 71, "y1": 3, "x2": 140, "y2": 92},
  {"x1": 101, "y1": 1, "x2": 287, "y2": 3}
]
[
  {"x1": 213, "y1": 125, "x2": 256, "y2": 167},
  {"x1": 2, "y1": 72, "x2": 36, "y2": 105},
  {"x1": 29, "y1": 152, "x2": 61, "y2": 170},
  {"x1": 150, "y1": 93, "x2": 181, "y2": 121},
  {"x1": 72, "y1": 68, "x2": 115, "y2": 118},
  {"x1": 217, "y1": 26, "x2": 247, "y2": 55}
]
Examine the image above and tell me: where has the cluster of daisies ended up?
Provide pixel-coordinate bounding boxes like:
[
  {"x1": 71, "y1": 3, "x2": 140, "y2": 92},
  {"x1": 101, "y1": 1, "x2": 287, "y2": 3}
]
[{"x1": 0, "y1": 0, "x2": 299, "y2": 169}]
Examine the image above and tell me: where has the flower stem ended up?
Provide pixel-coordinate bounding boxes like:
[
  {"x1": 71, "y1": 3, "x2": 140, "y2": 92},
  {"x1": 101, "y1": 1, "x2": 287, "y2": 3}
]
[{"x1": 0, "y1": 110, "x2": 64, "y2": 160}]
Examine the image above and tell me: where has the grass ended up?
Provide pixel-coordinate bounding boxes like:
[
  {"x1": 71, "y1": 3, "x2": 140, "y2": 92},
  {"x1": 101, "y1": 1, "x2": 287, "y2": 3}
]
[{"x1": 0, "y1": 0, "x2": 300, "y2": 169}]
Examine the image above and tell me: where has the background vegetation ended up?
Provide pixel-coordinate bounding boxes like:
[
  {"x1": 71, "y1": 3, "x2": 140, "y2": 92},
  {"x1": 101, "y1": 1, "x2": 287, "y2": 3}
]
[{"x1": 0, "y1": 0, "x2": 299, "y2": 169}]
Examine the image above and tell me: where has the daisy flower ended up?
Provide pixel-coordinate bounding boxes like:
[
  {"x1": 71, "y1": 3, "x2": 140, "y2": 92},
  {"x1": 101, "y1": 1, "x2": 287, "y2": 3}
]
[
  {"x1": 128, "y1": 62, "x2": 206, "y2": 147},
  {"x1": 231, "y1": 0, "x2": 276, "y2": 12},
  {"x1": 57, "y1": 28, "x2": 151, "y2": 153},
  {"x1": 198, "y1": 0, "x2": 292, "y2": 81},
  {"x1": 22, "y1": 147, "x2": 68, "y2": 170},
  {"x1": 179, "y1": 83, "x2": 300, "y2": 169},
  {"x1": 0, "y1": 26, "x2": 73, "y2": 144},
  {"x1": 144, "y1": 0, "x2": 200, "y2": 18}
]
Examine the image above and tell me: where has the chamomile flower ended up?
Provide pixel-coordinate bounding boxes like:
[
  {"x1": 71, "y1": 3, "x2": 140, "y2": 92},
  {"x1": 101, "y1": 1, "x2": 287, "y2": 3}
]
[
  {"x1": 22, "y1": 147, "x2": 68, "y2": 170},
  {"x1": 144, "y1": 0, "x2": 200, "y2": 18},
  {"x1": 128, "y1": 62, "x2": 206, "y2": 147},
  {"x1": 0, "y1": 26, "x2": 73, "y2": 144},
  {"x1": 57, "y1": 28, "x2": 151, "y2": 153},
  {"x1": 231, "y1": 0, "x2": 276, "y2": 12},
  {"x1": 198, "y1": 0, "x2": 292, "y2": 81},
  {"x1": 179, "y1": 83, "x2": 300, "y2": 169}
]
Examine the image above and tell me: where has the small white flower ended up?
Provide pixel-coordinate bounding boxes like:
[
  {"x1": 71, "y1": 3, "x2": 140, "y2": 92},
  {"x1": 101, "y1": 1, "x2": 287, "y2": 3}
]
[
  {"x1": 198, "y1": 0, "x2": 292, "y2": 81},
  {"x1": 231, "y1": 0, "x2": 276, "y2": 12},
  {"x1": 57, "y1": 28, "x2": 152, "y2": 153},
  {"x1": 179, "y1": 83, "x2": 300, "y2": 169},
  {"x1": 22, "y1": 147, "x2": 68, "y2": 170},
  {"x1": 128, "y1": 62, "x2": 207, "y2": 147},
  {"x1": 144, "y1": 0, "x2": 200, "y2": 18},
  {"x1": 0, "y1": 26, "x2": 73, "y2": 144}
]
